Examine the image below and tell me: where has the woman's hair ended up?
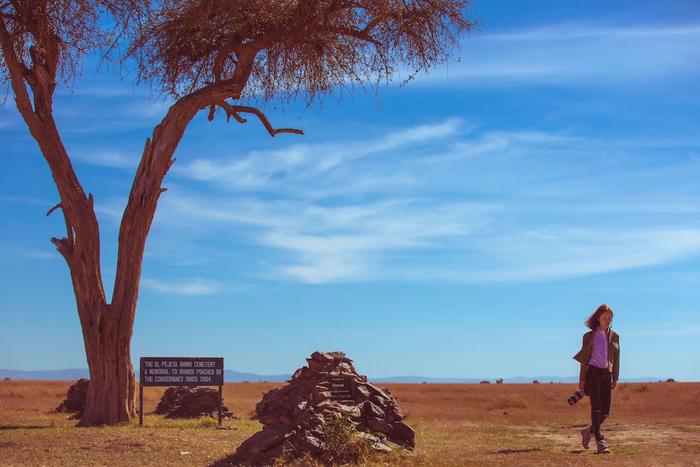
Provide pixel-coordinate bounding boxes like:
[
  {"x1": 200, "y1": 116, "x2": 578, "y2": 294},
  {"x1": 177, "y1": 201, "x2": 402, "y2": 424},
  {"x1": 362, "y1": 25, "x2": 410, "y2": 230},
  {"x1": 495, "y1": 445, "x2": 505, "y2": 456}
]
[{"x1": 585, "y1": 304, "x2": 614, "y2": 330}]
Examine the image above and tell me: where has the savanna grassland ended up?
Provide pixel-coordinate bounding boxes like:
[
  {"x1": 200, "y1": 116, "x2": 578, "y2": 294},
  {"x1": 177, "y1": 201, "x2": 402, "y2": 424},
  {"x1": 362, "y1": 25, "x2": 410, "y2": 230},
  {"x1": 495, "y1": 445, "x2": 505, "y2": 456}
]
[{"x1": 1, "y1": 380, "x2": 699, "y2": 466}]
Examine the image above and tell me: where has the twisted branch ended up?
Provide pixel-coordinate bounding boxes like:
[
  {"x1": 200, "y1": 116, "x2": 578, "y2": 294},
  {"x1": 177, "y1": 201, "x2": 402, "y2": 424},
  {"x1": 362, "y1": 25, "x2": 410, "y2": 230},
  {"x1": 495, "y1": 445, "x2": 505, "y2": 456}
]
[{"x1": 207, "y1": 101, "x2": 304, "y2": 137}]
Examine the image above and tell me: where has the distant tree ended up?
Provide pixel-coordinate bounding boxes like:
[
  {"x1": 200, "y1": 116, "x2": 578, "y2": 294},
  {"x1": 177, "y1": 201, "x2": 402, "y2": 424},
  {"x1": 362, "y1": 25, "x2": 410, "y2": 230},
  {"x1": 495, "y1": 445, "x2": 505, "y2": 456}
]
[
  {"x1": 1, "y1": 0, "x2": 473, "y2": 425},
  {"x1": 495, "y1": 378, "x2": 503, "y2": 384}
]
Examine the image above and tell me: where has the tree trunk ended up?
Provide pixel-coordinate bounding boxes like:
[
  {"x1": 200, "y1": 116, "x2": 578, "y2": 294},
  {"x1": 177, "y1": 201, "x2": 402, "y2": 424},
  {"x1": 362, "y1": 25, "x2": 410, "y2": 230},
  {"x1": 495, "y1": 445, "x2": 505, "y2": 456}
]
[{"x1": 79, "y1": 304, "x2": 136, "y2": 425}]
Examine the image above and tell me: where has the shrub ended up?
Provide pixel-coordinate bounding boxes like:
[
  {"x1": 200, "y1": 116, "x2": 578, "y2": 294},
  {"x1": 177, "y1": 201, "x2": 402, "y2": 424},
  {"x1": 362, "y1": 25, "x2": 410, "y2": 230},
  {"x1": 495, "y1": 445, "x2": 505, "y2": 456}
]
[
  {"x1": 320, "y1": 416, "x2": 374, "y2": 465},
  {"x1": 633, "y1": 384, "x2": 650, "y2": 393},
  {"x1": 666, "y1": 378, "x2": 676, "y2": 383},
  {"x1": 479, "y1": 380, "x2": 490, "y2": 384},
  {"x1": 532, "y1": 380, "x2": 540, "y2": 384},
  {"x1": 496, "y1": 378, "x2": 503, "y2": 384}
]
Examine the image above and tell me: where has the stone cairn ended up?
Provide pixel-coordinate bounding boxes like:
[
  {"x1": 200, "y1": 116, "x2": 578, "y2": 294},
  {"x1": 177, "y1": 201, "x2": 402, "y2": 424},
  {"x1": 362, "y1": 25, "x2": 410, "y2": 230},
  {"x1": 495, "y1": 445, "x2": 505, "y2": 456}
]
[
  {"x1": 231, "y1": 351, "x2": 414, "y2": 465},
  {"x1": 55, "y1": 378, "x2": 89, "y2": 417},
  {"x1": 155, "y1": 386, "x2": 234, "y2": 419}
]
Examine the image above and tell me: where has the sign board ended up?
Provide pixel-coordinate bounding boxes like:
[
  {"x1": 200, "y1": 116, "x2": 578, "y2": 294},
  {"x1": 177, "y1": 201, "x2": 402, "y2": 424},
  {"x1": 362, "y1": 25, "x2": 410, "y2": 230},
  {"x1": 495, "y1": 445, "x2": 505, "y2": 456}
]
[
  {"x1": 140, "y1": 357, "x2": 224, "y2": 387},
  {"x1": 138, "y1": 356, "x2": 224, "y2": 426},
  {"x1": 329, "y1": 376, "x2": 353, "y2": 402}
]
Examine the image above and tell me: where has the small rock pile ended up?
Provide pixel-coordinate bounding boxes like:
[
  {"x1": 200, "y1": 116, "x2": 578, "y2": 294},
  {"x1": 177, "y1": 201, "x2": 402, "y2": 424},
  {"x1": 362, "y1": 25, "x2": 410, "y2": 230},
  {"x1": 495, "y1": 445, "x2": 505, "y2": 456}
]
[
  {"x1": 231, "y1": 351, "x2": 414, "y2": 465},
  {"x1": 155, "y1": 386, "x2": 234, "y2": 419},
  {"x1": 55, "y1": 378, "x2": 89, "y2": 417}
]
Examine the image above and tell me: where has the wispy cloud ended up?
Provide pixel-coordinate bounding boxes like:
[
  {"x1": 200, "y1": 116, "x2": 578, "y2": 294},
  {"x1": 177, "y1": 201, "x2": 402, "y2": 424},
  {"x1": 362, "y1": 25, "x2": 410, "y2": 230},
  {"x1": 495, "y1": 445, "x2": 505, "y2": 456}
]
[
  {"x1": 433, "y1": 227, "x2": 700, "y2": 283},
  {"x1": 173, "y1": 118, "x2": 464, "y2": 192},
  {"x1": 1, "y1": 247, "x2": 57, "y2": 260},
  {"x1": 143, "y1": 119, "x2": 700, "y2": 284},
  {"x1": 420, "y1": 22, "x2": 700, "y2": 85},
  {"x1": 141, "y1": 278, "x2": 223, "y2": 295},
  {"x1": 153, "y1": 193, "x2": 493, "y2": 283},
  {"x1": 626, "y1": 322, "x2": 700, "y2": 337},
  {"x1": 72, "y1": 150, "x2": 140, "y2": 169},
  {"x1": 0, "y1": 195, "x2": 49, "y2": 206}
]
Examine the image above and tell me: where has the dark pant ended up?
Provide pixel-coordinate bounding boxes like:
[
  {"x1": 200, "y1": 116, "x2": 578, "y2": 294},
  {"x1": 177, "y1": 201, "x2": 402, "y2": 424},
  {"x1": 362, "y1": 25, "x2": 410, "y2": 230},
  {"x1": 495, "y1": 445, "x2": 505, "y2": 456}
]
[{"x1": 585, "y1": 365, "x2": 612, "y2": 440}]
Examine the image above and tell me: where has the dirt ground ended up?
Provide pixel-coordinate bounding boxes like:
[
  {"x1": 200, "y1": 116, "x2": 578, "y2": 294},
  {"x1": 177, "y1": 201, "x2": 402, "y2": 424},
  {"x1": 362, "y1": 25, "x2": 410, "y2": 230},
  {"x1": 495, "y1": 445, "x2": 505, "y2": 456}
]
[{"x1": 1, "y1": 380, "x2": 699, "y2": 466}]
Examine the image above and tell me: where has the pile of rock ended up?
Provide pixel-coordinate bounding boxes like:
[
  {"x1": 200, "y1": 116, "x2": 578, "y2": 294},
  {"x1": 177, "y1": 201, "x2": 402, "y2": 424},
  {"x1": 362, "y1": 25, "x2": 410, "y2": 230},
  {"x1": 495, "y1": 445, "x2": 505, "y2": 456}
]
[
  {"x1": 55, "y1": 378, "x2": 89, "y2": 417},
  {"x1": 155, "y1": 386, "x2": 234, "y2": 419},
  {"x1": 231, "y1": 351, "x2": 414, "y2": 465}
]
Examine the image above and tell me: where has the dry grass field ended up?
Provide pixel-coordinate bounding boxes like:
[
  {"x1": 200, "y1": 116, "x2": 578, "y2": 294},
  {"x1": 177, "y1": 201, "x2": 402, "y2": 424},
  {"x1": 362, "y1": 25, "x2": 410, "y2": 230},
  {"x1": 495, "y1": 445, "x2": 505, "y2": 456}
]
[{"x1": 1, "y1": 380, "x2": 699, "y2": 466}]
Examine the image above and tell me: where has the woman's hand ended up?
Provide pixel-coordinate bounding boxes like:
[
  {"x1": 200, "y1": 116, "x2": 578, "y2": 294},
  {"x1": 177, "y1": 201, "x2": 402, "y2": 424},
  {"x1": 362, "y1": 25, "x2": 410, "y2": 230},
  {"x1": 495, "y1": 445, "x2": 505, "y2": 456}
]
[{"x1": 611, "y1": 380, "x2": 617, "y2": 390}]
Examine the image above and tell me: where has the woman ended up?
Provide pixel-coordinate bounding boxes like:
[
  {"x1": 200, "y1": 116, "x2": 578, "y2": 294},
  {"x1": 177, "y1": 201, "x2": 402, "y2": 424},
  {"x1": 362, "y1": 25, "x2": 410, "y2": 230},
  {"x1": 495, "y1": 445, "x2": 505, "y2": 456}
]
[{"x1": 572, "y1": 304, "x2": 620, "y2": 454}]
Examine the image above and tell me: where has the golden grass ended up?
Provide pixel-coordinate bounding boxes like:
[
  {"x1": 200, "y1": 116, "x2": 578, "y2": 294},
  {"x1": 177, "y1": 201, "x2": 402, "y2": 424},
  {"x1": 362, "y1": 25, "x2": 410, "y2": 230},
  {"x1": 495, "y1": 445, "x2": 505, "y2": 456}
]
[{"x1": 1, "y1": 380, "x2": 699, "y2": 466}]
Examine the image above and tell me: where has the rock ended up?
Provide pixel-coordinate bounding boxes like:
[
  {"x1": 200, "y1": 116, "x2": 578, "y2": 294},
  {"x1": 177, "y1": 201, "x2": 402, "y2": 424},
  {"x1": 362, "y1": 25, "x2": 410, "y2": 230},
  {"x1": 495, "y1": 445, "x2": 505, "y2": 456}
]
[
  {"x1": 356, "y1": 431, "x2": 381, "y2": 444},
  {"x1": 55, "y1": 379, "x2": 89, "y2": 417},
  {"x1": 355, "y1": 385, "x2": 371, "y2": 399},
  {"x1": 389, "y1": 421, "x2": 415, "y2": 448},
  {"x1": 371, "y1": 442, "x2": 393, "y2": 453},
  {"x1": 359, "y1": 400, "x2": 385, "y2": 419},
  {"x1": 230, "y1": 351, "x2": 415, "y2": 465},
  {"x1": 239, "y1": 427, "x2": 289, "y2": 454},
  {"x1": 296, "y1": 433, "x2": 327, "y2": 453},
  {"x1": 155, "y1": 386, "x2": 234, "y2": 419},
  {"x1": 310, "y1": 351, "x2": 335, "y2": 363},
  {"x1": 367, "y1": 418, "x2": 393, "y2": 433}
]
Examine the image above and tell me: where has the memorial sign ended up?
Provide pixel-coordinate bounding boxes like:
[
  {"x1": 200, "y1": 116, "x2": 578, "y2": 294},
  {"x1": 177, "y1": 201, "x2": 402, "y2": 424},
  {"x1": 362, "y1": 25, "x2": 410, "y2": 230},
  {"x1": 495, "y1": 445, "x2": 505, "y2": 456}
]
[
  {"x1": 329, "y1": 376, "x2": 353, "y2": 403},
  {"x1": 139, "y1": 357, "x2": 224, "y2": 426},
  {"x1": 140, "y1": 357, "x2": 224, "y2": 386}
]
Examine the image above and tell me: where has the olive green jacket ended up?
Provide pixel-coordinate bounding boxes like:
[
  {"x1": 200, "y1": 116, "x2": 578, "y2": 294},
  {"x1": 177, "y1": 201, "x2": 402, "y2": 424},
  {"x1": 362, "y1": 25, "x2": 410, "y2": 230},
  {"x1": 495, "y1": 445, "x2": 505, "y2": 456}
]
[{"x1": 573, "y1": 328, "x2": 620, "y2": 383}]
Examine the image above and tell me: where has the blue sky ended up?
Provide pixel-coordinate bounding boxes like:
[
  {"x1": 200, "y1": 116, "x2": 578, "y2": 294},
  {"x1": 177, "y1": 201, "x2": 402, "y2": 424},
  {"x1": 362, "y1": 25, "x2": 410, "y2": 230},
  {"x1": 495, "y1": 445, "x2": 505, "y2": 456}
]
[{"x1": 1, "y1": 0, "x2": 699, "y2": 380}]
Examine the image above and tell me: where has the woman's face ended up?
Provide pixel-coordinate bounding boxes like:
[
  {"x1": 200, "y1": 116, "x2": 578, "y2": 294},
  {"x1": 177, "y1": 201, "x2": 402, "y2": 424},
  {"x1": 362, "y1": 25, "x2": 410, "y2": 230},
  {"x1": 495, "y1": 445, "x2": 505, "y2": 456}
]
[{"x1": 599, "y1": 311, "x2": 612, "y2": 328}]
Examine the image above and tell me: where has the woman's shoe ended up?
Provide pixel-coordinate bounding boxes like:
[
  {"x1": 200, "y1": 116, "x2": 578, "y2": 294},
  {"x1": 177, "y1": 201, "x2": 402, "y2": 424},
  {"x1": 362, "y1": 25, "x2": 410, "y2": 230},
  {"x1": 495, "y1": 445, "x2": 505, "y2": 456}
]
[
  {"x1": 581, "y1": 426, "x2": 591, "y2": 449},
  {"x1": 596, "y1": 438, "x2": 610, "y2": 454}
]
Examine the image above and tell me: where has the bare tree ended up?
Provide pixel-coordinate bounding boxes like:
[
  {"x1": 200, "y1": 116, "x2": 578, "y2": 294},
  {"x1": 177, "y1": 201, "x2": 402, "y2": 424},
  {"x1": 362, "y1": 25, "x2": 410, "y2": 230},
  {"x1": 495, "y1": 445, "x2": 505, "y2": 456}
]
[{"x1": 1, "y1": 0, "x2": 473, "y2": 425}]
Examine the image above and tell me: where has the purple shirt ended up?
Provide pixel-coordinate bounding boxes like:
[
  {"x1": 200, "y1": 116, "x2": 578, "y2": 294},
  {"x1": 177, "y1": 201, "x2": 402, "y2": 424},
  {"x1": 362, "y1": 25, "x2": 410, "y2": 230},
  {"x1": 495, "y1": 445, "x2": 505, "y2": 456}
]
[{"x1": 588, "y1": 329, "x2": 609, "y2": 369}]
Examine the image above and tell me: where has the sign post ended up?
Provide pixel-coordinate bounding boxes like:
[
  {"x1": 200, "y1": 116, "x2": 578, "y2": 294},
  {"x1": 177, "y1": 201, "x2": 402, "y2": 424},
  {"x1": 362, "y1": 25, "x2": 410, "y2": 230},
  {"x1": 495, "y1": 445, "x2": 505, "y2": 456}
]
[{"x1": 139, "y1": 357, "x2": 224, "y2": 426}]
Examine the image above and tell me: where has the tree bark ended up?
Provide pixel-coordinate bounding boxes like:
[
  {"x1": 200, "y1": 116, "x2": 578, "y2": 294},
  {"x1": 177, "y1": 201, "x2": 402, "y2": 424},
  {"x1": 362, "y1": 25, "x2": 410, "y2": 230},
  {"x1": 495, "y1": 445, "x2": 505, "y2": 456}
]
[{"x1": 79, "y1": 303, "x2": 137, "y2": 426}]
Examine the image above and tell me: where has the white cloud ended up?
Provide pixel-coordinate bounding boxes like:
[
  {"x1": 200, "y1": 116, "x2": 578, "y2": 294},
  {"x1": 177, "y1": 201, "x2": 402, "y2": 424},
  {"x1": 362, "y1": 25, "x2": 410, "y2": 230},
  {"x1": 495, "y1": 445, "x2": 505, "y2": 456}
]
[
  {"x1": 140, "y1": 119, "x2": 700, "y2": 285},
  {"x1": 173, "y1": 118, "x2": 464, "y2": 191},
  {"x1": 1, "y1": 247, "x2": 57, "y2": 260},
  {"x1": 72, "y1": 150, "x2": 139, "y2": 168},
  {"x1": 419, "y1": 22, "x2": 700, "y2": 85},
  {"x1": 446, "y1": 227, "x2": 700, "y2": 282},
  {"x1": 153, "y1": 192, "x2": 493, "y2": 283},
  {"x1": 0, "y1": 195, "x2": 49, "y2": 206},
  {"x1": 626, "y1": 322, "x2": 700, "y2": 337},
  {"x1": 141, "y1": 278, "x2": 223, "y2": 295}
]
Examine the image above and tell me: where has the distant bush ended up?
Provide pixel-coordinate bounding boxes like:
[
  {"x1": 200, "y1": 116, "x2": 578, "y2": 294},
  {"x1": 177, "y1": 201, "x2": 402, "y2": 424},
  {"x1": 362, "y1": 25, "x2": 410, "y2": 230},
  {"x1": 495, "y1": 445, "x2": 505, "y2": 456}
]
[
  {"x1": 2, "y1": 377, "x2": 10, "y2": 381},
  {"x1": 496, "y1": 378, "x2": 503, "y2": 384},
  {"x1": 666, "y1": 378, "x2": 676, "y2": 383},
  {"x1": 532, "y1": 380, "x2": 540, "y2": 384},
  {"x1": 479, "y1": 380, "x2": 490, "y2": 384}
]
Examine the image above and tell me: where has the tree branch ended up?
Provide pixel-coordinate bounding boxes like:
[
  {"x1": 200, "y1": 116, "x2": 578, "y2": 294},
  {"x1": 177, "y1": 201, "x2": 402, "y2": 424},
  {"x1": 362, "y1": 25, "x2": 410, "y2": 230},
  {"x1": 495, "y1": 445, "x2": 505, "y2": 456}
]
[
  {"x1": 321, "y1": 26, "x2": 380, "y2": 46},
  {"x1": 46, "y1": 202, "x2": 62, "y2": 217},
  {"x1": 210, "y1": 101, "x2": 304, "y2": 137},
  {"x1": 0, "y1": 15, "x2": 39, "y2": 129}
]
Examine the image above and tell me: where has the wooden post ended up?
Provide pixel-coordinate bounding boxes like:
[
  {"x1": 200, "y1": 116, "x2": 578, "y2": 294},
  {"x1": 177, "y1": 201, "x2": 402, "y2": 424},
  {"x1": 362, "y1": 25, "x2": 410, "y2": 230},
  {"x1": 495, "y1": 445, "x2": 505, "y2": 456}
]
[
  {"x1": 139, "y1": 381, "x2": 144, "y2": 426},
  {"x1": 218, "y1": 385, "x2": 223, "y2": 426}
]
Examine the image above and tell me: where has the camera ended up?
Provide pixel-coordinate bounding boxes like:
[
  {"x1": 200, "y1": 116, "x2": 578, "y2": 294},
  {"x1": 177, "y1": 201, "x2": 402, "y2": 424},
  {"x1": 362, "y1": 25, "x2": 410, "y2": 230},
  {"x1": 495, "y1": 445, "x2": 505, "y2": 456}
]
[{"x1": 567, "y1": 390, "x2": 585, "y2": 405}]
